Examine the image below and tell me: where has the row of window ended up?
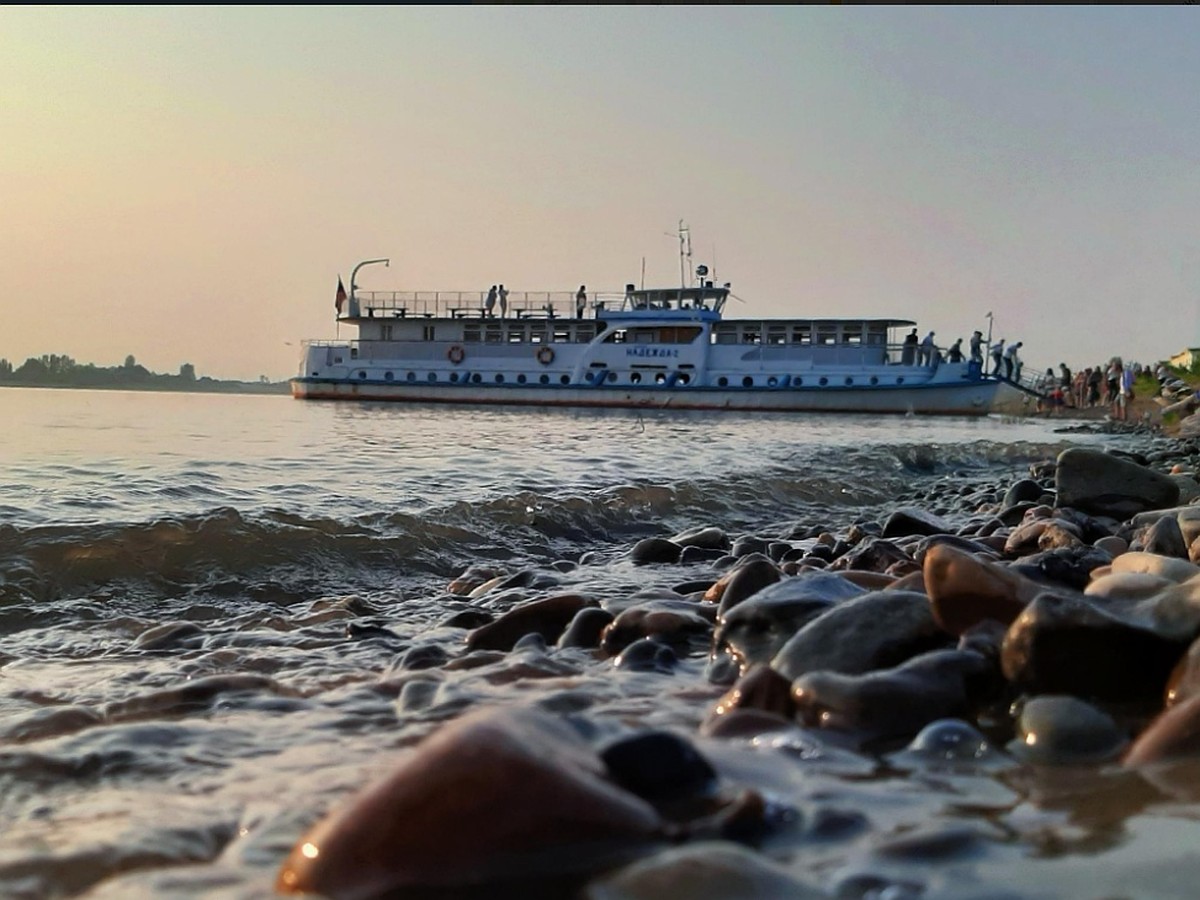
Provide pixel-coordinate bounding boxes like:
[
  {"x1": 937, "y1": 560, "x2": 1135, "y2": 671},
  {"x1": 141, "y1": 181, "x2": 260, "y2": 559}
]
[{"x1": 337, "y1": 370, "x2": 911, "y2": 388}]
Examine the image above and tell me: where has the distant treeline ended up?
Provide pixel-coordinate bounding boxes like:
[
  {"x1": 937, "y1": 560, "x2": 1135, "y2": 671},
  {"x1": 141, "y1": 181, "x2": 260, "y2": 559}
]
[{"x1": 0, "y1": 354, "x2": 288, "y2": 393}]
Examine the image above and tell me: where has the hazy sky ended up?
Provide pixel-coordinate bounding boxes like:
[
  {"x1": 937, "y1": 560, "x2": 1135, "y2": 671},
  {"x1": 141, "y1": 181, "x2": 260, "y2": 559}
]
[{"x1": 4, "y1": 7, "x2": 1198, "y2": 381}]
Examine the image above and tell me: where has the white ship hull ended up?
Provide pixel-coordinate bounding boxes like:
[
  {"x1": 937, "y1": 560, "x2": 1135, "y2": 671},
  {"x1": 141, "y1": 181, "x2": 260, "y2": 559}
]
[{"x1": 291, "y1": 377, "x2": 999, "y2": 415}]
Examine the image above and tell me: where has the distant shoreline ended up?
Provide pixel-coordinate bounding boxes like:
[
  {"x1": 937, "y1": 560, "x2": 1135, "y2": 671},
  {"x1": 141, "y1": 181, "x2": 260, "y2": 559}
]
[{"x1": 0, "y1": 381, "x2": 290, "y2": 395}]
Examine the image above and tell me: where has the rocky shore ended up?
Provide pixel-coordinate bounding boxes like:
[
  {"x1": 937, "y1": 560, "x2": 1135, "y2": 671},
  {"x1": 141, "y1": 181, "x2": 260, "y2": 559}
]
[{"x1": 275, "y1": 431, "x2": 1200, "y2": 899}]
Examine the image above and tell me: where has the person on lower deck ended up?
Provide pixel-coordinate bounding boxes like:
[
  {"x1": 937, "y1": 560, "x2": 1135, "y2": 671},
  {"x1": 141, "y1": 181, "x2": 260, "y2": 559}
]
[
  {"x1": 947, "y1": 338, "x2": 964, "y2": 363},
  {"x1": 991, "y1": 339, "x2": 1005, "y2": 376},
  {"x1": 919, "y1": 331, "x2": 936, "y2": 366}
]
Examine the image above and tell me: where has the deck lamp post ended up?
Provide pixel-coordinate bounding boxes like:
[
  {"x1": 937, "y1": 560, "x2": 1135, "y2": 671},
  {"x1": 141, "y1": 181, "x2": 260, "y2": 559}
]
[{"x1": 349, "y1": 258, "x2": 390, "y2": 317}]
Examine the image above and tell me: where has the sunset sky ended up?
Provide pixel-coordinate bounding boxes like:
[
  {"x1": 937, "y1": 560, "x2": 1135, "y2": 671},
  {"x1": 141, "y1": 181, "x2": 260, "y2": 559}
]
[{"x1": 3, "y1": 7, "x2": 1197, "y2": 381}]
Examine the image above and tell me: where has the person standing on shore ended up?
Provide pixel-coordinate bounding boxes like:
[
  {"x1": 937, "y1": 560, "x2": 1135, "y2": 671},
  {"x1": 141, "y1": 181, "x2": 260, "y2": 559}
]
[
  {"x1": 1111, "y1": 360, "x2": 1127, "y2": 420},
  {"x1": 1106, "y1": 359, "x2": 1120, "y2": 405},
  {"x1": 1119, "y1": 362, "x2": 1135, "y2": 421},
  {"x1": 1088, "y1": 366, "x2": 1103, "y2": 407}
]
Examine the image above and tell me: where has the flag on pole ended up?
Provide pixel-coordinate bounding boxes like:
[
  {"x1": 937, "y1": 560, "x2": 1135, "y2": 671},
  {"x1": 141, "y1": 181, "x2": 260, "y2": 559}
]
[{"x1": 335, "y1": 276, "x2": 347, "y2": 314}]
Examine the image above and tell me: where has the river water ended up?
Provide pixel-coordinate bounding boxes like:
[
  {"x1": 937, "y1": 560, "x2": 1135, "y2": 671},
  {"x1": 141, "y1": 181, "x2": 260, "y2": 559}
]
[{"x1": 1, "y1": 388, "x2": 1195, "y2": 899}]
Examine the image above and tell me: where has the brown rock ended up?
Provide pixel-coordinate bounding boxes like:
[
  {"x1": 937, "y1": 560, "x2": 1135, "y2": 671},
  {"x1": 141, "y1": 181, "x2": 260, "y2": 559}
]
[
  {"x1": 276, "y1": 706, "x2": 664, "y2": 897},
  {"x1": 923, "y1": 544, "x2": 1042, "y2": 635},
  {"x1": 1125, "y1": 695, "x2": 1200, "y2": 766}
]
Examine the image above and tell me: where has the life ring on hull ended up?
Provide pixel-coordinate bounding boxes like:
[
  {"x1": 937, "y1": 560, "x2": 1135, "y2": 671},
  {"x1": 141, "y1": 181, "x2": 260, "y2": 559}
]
[
  {"x1": 447, "y1": 345, "x2": 465, "y2": 365},
  {"x1": 536, "y1": 346, "x2": 555, "y2": 366}
]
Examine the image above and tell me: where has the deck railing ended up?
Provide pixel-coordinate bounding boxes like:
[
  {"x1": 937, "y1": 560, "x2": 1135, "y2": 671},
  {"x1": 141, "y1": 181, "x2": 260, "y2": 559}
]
[{"x1": 349, "y1": 290, "x2": 623, "y2": 320}]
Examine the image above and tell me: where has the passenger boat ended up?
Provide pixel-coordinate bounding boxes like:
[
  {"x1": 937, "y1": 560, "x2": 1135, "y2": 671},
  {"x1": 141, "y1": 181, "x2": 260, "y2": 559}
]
[{"x1": 292, "y1": 259, "x2": 1004, "y2": 416}]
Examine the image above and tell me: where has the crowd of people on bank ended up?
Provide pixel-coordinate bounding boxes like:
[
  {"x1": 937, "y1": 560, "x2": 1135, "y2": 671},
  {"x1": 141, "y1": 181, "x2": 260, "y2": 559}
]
[{"x1": 910, "y1": 326, "x2": 1160, "y2": 422}]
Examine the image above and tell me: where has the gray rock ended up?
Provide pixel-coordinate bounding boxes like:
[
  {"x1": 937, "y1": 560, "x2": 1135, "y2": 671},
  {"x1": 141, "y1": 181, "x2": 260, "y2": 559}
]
[
  {"x1": 1055, "y1": 447, "x2": 1180, "y2": 518},
  {"x1": 772, "y1": 590, "x2": 947, "y2": 681},
  {"x1": 1008, "y1": 695, "x2": 1126, "y2": 765},
  {"x1": 712, "y1": 571, "x2": 866, "y2": 672},
  {"x1": 882, "y1": 508, "x2": 953, "y2": 539}
]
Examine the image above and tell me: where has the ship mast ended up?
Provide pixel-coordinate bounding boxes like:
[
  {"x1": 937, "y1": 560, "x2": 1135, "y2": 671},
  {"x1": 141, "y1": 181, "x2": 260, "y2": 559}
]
[{"x1": 677, "y1": 220, "x2": 691, "y2": 288}]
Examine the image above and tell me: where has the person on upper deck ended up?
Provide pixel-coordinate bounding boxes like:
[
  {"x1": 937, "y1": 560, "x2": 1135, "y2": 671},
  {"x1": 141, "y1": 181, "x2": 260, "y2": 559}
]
[
  {"x1": 485, "y1": 285, "x2": 498, "y2": 318},
  {"x1": 969, "y1": 331, "x2": 983, "y2": 364},
  {"x1": 576, "y1": 286, "x2": 587, "y2": 318},
  {"x1": 902, "y1": 329, "x2": 918, "y2": 365},
  {"x1": 498, "y1": 284, "x2": 509, "y2": 318}
]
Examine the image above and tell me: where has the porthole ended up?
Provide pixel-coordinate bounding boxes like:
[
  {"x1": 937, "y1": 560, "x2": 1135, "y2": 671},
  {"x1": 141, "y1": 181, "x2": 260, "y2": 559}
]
[
  {"x1": 427, "y1": 372, "x2": 436, "y2": 382},
  {"x1": 870, "y1": 376, "x2": 878, "y2": 385},
  {"x1": 718, "y1": 376, "x2": 728, "y2": 387},
  {"x1": 358, "y1": 371, "x2": 367, "y2": 380},
  {"x1": 495, "y1": 374, "x2": 504, "y2": 383},
  {"x1": 472, "y1": 373, "x2": 482, "y2": 384},
  {"x1": 793, "y1": 376, "x2": 803, "y2": 387},
  {"x1": 540, "y1": 374, "x2": 550, "y2": 385},
  {"x1": 585, "y1": 371, "x2": 595, "y2": 383},
  {"x1": 517, "y1": 374, "x2": 527, "y2": 384},
  {"x1": 559, "y1": 375, "x2": 570, "y2": 385},
  {"x1": 819, "y1": 377, "x2": 828, "y2": 386},
  {"x1": 677, "y1": 373, "x2": 689, "y2": 385},
  {"x1": 845, "y1": 377, "x2": 854, "y2": 386},
  {"x1": 406, "y1": 371, "x2": 416, "y2": 382},
  {"x1": 656, "y1": 372, "x2": 667, "y2": 385},
  {"x1": 607, "y1": 371, "x2": 617, "y2": 383},
  {"x1": 630, "y1": 372, "x2": 642, "y2": 384},
  {"x1": 449, "y1": 372, "x2": 458, "y2": 383},
  {"x1": 897, "y1": 376, "x2": 905, "y2": 385},
  {"x1": 742, "y1": 376, "x2": 753, "y2": 388},
  {"x1": 767, "y1": 376, "x2": 778, "y2": 387},
  {"x1": 384, "y1": 371, "x2": 394, "y2": 381}
]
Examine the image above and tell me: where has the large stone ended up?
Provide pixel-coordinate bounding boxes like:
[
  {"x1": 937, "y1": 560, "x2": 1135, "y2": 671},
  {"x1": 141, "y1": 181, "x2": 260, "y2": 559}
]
[
  {"x1": 1139, "y1": 515, "x2": 1190, "y2": 559},
  {"x1": 771, "y1": 590, "x2": 947, "y2": 681},
  {"x1": 1001, "y1": 591, "x2": 1188, "y2": 701},
  {"x1": 466, "y1": 594, "x2": 597, "y2": 651},
  {"x1": 1055, "y1": 448, "x2": 1179, "y2": 518},
  {"x1": 711, "y1": 571, "x2": 866, "y2": 673},
  {"x1": 276, "y1": 706, "x2": 665, "y2": 897},
  {"x1": 923, "y1": 544, "x2": 1044, "y2": 635},
  {"x1": 881, "y1": 508, "x2": 953, "y2": 539},
  {"x1": 791, "y1": 649, "x2": 996, "y2": 740},
  {"x1": 714, "y1": 555, "x2": 783, "y2": 618}
]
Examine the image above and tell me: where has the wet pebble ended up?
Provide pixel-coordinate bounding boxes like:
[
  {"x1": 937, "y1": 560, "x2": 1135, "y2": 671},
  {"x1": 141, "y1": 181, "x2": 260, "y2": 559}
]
[{"x1": 1009, "y1": 695, "x2": 1126, "y2": 765}]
